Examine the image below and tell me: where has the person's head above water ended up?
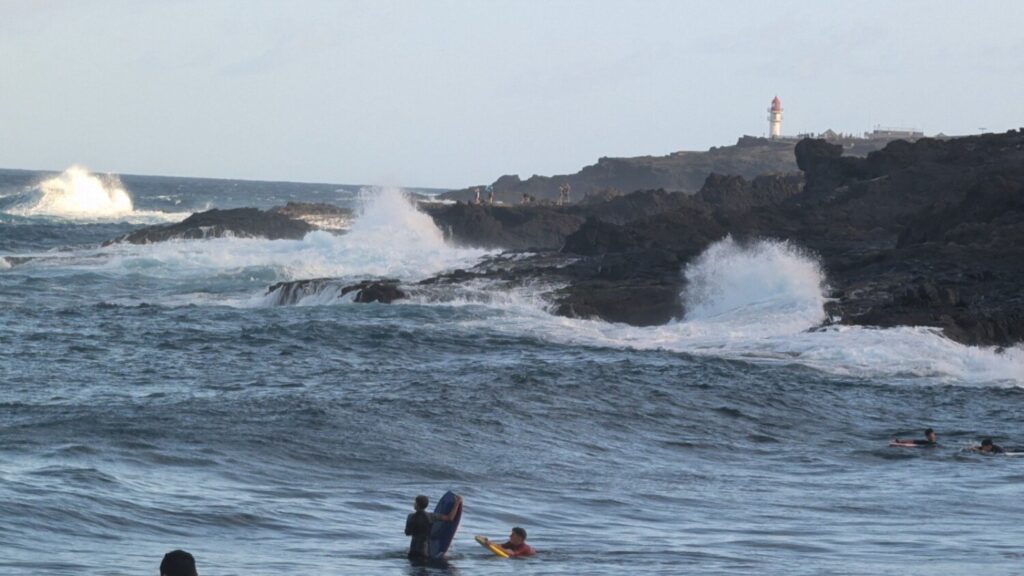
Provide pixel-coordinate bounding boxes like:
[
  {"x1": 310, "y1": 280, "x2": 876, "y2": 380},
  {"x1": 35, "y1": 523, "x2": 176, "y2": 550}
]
[
  {"x1": 415, "y1": 495, "x2": 429, "y2": 511},
  {"x1": 925, "y1": 428, "x2": 936, "y2": 442},
  {"x1": 510, "y1": 527, "x2": 527, "y2": 545},
  {"x1": 160, "y1": 550, "x2": 197, "y2": 576},
  {"x1": 980, "y1": 438, "x2": 996, "y2": 451}
]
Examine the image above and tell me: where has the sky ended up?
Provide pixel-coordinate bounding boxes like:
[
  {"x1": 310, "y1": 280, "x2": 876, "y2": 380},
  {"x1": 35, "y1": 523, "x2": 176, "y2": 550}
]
[{"x1": 1, "y1": 1, "x2": 1023, "y2": 188}]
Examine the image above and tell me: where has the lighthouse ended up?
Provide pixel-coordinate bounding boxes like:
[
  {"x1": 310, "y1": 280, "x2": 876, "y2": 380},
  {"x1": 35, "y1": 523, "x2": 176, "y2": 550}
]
[{"x1": 768, "y1": 96, "x2": 783, "y2": 138}]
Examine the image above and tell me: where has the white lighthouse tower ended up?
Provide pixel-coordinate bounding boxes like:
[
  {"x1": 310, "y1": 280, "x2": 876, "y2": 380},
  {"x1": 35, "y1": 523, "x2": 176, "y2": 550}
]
[{"x1": 768, "y1": 95, "x2": 783, "y2": 138}]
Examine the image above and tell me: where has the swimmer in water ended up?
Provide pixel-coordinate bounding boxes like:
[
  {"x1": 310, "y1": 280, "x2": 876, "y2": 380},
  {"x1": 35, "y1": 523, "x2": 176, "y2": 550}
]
[
  {"x1": 894, "y1": 427, "x2": 937, "y2": 446},
  {"x1": 972, "y1": 438, "x2": 1005, "y2": 454},
  {"x1": 481, "y1": 526, "x2": 535, "y2": 558}
]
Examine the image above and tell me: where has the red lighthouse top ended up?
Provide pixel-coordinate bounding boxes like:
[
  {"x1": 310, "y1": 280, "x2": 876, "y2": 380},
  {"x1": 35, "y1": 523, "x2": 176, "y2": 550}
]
[{"x1": 771, "y1": 96, "x2": 782, "y2": 112}]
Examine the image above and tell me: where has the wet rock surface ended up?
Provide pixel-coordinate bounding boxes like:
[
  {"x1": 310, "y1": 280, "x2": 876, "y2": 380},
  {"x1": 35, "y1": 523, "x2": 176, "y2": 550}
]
[
  {"x1": 423, "y1": 130, "x2": 1024, "y2": 346},
  {"x1": 105, "y1": 202, "x2": 351, "y2": 245},
  {"x1": 265, "y1": 278, "x2": 406, "y2": 306}
]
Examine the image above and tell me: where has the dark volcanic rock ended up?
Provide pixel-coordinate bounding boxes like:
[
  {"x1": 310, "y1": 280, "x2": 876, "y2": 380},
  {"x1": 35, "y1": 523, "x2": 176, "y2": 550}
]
[
  {"x1": 419, "y1": 130, "x2": 1024, "y2": 346},
  {"x1": 696, "y1": 173, "x2": 804, "y2": 212},
  {"x1": 554, "y1": 249, "x2": 685, "y2": 325},
  {"x1": 421, "y1": 203, "x2": 585, "y2": 250},
  {"x1": 108, "y1": 207, "x2": 314, "y2": 245},
  {"x1": 341, "y1": 280, "x2": 406, "y2": 304},
  {"x1": 266, "y1": 278, "x2": 405, "y2": 306},
  {"x1": 265, "y1": 278, "x2": 334, "y2": 306},
  {"x1": 441, "y1": 135, "x2": 892, "y2": 205},
  {"x1": 270, "y1": 202, "x2": 353, "y2": 231}
]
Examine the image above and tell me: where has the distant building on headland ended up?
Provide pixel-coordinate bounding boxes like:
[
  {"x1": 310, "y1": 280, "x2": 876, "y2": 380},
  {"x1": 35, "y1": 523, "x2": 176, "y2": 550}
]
[
  {"x1": 764, "y1": 96, "x2": 926, "y2": 146},
  {"x1": 768, "y1": 96, "x2": 783, "y2": 139}
]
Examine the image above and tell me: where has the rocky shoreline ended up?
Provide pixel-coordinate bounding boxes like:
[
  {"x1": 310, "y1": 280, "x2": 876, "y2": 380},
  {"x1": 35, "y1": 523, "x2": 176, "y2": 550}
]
[
  {"x1": 112, "y1": 131, "x2": 1024, "y2": 347},
  {"x1": 427, "y1": 130, "x2": 1024, "y2": 346}
]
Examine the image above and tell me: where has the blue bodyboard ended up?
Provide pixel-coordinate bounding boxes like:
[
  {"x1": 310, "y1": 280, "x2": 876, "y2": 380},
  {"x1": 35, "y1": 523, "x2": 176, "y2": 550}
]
[{"x1": 428, "y1": 491, "x2": 462, "y2": 559}]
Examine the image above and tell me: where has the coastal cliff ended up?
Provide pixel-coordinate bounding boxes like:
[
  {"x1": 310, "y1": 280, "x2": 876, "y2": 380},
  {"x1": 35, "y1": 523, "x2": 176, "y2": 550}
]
[
  {"x1": 423, "y1": 130, "x2": 1024, "y2": 346},
  {"x1": 440, "y1": 135, "x2": 890, "y2": 204}
]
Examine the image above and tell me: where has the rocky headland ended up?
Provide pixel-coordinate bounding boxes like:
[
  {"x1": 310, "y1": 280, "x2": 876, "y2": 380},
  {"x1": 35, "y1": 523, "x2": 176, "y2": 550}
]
[
  {"x1": 106, "y1": 131, "x2": 1024, "y2": 347},
  {"x1": 421, "y1": 130, "x2": 1024, "y2": 346},
  {"x1": 441, "y1": 135, "x2": 892, "y2": 205}
]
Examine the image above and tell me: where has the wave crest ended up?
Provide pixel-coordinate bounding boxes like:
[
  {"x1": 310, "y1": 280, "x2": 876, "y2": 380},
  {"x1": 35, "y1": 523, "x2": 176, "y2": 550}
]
[
  {"x1": 6, "y1": 166, "x2": 186, "y2": 223},
  {"x1": 682, "y1": 236, "x2": 827, "y2": 338}
]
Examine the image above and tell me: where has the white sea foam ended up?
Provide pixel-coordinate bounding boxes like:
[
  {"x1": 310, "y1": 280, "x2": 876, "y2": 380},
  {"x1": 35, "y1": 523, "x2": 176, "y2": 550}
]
[
  {"x1": 441, "y1": 236, "x2": 1024, "y2": 385},
  {"x1": 7, "y1": 166, "x2": 187, "y2": 223},
  {"x1": 86, "y1": 186, "x2": 490, "y2": 287},
  {"x1": 681, "y1": 237, "x2": 827, "y2": 338}
]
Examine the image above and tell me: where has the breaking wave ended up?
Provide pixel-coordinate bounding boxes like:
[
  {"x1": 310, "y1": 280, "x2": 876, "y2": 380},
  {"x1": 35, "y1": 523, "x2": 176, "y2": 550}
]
[
  {"x1": 448, "y1": 237, "x2": 1024, "y2": 385},
  {"x1": 681, "y1": 237, "x2": 827, "y2": 338},
  {"x1": 24, "y1": 187, "x2": 490, "y2": 299},
  {"x1": 4, "y1": 166, "x2": 186, "y2": 223}
]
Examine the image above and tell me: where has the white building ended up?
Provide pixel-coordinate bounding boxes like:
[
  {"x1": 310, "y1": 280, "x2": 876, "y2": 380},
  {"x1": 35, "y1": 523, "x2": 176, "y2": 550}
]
[{"x1": 768, "y1": 96, "x2": 783, "y2": 138}]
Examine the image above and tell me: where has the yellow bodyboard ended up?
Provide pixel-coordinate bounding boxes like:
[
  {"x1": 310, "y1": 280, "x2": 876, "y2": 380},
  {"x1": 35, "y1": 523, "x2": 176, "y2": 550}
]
[{"x1": 474, "y1": 535, "x2": 510, "y2": 558}]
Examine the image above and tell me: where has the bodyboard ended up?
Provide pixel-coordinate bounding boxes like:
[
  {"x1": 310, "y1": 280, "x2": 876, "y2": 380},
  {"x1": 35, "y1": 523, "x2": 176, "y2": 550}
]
[
  {"x1": 428, "y1": 491, "x2": 462, "y2": 559},
  {"x1": 475, "y1": 535, "x2": 510, "y2": 558}
]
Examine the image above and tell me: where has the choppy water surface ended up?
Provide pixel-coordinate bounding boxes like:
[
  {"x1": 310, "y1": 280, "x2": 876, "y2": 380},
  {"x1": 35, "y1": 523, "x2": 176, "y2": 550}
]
[{"x1": 1, "y1": 167, "x2": 1022, "y2": 575}]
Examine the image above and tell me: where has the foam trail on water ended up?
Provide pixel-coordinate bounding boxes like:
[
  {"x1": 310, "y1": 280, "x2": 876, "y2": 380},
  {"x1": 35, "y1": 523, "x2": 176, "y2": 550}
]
[{"x1": 7, "y1": 166, "x2": 186, "y2": 223}]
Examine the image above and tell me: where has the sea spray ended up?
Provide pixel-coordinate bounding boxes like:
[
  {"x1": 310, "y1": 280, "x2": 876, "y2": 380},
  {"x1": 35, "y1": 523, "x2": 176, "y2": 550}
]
[
  {"x1": 681, "y1": 236, "x2": 827, "y2": 338},
  {"x1": 5, "y1": 166, "x2": 186, "y2": 223},
  {"x1": 21, "y1": 166, "x2": 134, "y2": 218},
  {"x1": 347, "y1": 187, "x2": 446, "y2": 251},
  {"x1": 75, "y1": 187, "x2": 492, "y2": 298},
  {"x1": 450, "y1": 237, "x2": 1024, "y2": 384}
]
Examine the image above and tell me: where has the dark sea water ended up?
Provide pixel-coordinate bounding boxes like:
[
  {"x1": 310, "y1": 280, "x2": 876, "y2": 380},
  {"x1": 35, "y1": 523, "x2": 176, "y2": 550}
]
[{"x1": 1, "y1": 167, "x2": 1023, "y2": 576}]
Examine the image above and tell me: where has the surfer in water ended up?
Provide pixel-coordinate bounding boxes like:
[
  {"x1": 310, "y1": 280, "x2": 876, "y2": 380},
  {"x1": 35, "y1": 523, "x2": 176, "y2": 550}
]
[
  {"x1": 405, "y1": 494, "x2": 462, "y2": 561},
  {"x1": 971, "y1": 438, "x2": 1005, "y2": 454},
  {"x1": 481, "y1": 527, "x2": 536, "y2": 558},
  {"x1": 894, "y1": 428, "x2": 937, "y2": 446}
]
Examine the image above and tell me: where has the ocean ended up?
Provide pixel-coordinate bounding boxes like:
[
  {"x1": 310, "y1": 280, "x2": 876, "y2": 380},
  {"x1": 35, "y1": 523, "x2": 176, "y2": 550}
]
[{"x1": 1, "y1": 167, "x2": 1022, "y2": 576}]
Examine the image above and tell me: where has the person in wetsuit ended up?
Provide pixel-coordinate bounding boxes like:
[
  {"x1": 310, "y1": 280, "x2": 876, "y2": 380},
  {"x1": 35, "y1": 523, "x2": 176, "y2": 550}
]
[
  {"x1": 975, "y1": 438, "x2": 1005, "y2": 454},
  {"x1": 895, "y1": 428, "x2": 937, "y2": 446},
  {"x1": 405, "y1": 494, "x2": 461, "y2": 561},
  {"x1": 481, "y1": 526, "x2": 535, "y2": 558}
]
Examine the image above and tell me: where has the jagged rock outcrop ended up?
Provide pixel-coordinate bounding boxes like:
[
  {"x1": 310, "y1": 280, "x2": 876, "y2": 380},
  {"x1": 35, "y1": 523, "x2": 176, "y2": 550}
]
[
  {"x1": 270, "y1": 202, "x2": 353, "y2": 231},
  {"x1": 265, "y1": 278, "x2": 405, "y2": 306},
  {"x1": 108, "y1": 208, "x2": 314, "y2": 245},
  {"x1": 423, "y1": 130, "x2": 1024, "y2": 346},
  {"x1": 105, "y1": 202, "x2": 351, "y2": 245},
  {"x1": 421, "y1": 202, "x2": 585, "y2": 250}
]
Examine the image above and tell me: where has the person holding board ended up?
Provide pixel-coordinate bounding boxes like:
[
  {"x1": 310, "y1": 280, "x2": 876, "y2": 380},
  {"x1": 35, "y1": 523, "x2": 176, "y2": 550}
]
[{"x1": 405, "y1": 493, "x2": 462, "y2": 561}]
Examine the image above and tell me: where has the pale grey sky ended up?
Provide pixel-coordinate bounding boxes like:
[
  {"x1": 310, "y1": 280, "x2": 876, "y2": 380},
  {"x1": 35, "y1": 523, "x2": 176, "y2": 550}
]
[{"x1": 2, "y1": 0, "x2": 1022, "y2": 188}]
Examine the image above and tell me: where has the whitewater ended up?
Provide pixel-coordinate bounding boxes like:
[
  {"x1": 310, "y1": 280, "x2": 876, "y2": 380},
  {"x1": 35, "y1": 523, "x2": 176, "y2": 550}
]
[{"x1": 1, "y1": 167, "x2": 1022, "y2": 576}]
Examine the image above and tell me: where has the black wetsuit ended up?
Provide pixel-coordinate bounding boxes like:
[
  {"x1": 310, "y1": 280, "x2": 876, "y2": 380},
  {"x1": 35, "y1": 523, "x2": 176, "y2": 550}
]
[
  {"x1": 405, "y1": 510, "x2": 438, "y2": 560},
  {"x1": 911, "y1": 440, "x2": 937, "y2": 447},
  {"x1": 989, "y1": 444, "x2": 1005, "y2": 454}
]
